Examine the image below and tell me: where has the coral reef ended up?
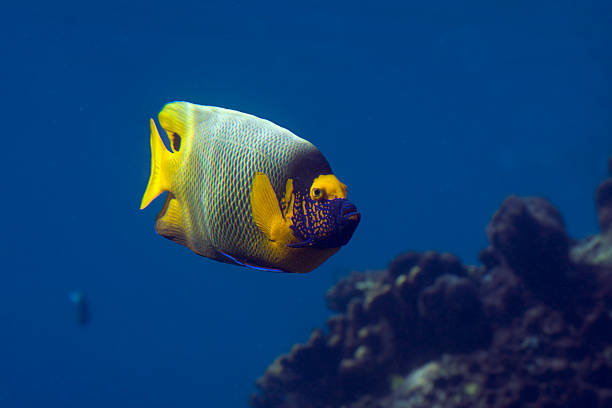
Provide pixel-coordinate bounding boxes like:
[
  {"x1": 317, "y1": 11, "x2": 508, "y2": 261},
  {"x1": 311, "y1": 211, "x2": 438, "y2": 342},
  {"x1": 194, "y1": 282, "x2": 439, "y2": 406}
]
[{"x1": 251, "y1": 158, "x2": 612, "y2": 408}]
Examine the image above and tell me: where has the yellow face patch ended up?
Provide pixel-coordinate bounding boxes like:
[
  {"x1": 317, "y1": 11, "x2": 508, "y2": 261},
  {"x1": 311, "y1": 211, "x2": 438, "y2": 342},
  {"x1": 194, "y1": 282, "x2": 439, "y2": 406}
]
[
  {"x1": 310, "y1": 174, "x2": 347, "y2": 201},
  {"x1": 288, "y1": 173, "x2": 359, "y2": 250}
]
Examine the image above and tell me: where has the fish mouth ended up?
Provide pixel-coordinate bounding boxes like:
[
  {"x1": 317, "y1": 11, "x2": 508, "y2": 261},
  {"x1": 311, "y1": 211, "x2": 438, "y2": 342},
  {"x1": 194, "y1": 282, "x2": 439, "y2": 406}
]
[
  {"x1": 334, "y1": 199, "x2": 360, "y2": 247},
  {"x1": 340, "y1": 201, "x2": 360, "y2": 224},
  {"x1": 347, "y1": 213, "x2": 360, "y2": 222}
]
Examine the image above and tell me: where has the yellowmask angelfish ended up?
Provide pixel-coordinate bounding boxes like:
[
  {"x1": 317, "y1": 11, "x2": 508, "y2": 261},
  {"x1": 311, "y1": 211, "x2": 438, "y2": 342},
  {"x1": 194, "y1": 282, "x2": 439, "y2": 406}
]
[{"x1": 140, "y1": 102, "x2": 360, "y2": 273}]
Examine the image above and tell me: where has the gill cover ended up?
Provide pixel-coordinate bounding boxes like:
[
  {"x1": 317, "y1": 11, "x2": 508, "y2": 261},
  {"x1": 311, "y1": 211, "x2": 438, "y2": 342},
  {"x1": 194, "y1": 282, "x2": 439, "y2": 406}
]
[{"x1": 289, "y1": 174, "x2": 360, "y2": 249}]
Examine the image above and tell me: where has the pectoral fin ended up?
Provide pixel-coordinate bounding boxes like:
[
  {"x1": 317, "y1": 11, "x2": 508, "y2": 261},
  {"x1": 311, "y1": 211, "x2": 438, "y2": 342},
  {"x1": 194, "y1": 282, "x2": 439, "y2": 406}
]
[{"x1": 250, "y1": 173, "x2": 284, "y2": 241}]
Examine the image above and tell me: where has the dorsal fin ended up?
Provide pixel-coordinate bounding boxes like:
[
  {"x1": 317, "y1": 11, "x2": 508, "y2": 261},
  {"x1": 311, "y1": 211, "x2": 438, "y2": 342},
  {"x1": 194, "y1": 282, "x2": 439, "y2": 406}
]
[{"x1": 158, "y1": 102, "x2": 192, "y2": 153}]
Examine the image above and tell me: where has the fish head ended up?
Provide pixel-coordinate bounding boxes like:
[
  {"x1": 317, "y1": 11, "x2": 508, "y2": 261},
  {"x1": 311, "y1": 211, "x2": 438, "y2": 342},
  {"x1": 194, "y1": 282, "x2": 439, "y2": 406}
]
[{"x1": 288, "y1": 174, "x2": 360, "y2": 249}]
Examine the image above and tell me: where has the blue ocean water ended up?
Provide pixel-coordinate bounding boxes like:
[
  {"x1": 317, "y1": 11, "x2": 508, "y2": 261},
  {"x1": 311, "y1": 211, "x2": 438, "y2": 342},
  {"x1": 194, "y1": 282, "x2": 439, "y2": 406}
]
[{"x1": 2, "y1": 1, "x2": 610, "y2": 407}]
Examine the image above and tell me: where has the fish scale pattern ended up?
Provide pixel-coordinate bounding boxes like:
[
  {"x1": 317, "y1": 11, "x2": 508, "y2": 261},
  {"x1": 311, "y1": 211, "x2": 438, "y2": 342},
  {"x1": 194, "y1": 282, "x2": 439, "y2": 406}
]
[{"x1": 178, "y1": 105, "x2": 317, "y2": 266}]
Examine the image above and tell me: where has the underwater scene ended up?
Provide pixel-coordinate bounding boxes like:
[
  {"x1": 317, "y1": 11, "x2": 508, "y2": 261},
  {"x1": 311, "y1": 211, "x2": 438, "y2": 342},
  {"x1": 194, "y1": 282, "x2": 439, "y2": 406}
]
[{"x1": 3, "y1": 1, "x2": 612, "y2": 407}]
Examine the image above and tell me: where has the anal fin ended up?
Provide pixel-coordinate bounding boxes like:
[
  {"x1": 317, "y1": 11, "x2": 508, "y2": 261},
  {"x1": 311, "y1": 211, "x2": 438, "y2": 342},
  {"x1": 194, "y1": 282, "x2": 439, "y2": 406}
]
[
  {"x1": 218, "y1": 251, "x2": 286, "y2": 273},
  {"x1": 155, "y1": 194, "x2": 189, "y2": 247}
]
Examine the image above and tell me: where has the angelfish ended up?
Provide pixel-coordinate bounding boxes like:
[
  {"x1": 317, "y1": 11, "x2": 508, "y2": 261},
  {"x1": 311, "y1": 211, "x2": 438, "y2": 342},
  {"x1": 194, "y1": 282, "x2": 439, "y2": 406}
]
[{"x1": 140, "y1": 102, "x2": 360, "y2": 273}]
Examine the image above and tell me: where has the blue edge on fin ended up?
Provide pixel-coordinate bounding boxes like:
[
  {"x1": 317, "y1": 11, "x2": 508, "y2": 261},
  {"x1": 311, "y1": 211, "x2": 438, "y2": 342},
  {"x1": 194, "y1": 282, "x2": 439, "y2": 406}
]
[{"x1": 219, "y1": 251, "x2": 286, "y2": 273}]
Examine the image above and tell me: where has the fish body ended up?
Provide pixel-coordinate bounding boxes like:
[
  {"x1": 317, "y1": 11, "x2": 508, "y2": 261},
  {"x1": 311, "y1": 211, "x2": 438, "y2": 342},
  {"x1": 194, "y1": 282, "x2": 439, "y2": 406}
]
[{"x1": 141, "y1": 102, "x2": 359, "y2": 273}]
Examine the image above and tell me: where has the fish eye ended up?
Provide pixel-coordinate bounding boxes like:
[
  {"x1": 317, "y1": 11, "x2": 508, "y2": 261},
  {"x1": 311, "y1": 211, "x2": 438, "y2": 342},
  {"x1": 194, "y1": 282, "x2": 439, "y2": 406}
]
[{"x1": 312, "y1": 188, "x2": 323, "y2": 199}]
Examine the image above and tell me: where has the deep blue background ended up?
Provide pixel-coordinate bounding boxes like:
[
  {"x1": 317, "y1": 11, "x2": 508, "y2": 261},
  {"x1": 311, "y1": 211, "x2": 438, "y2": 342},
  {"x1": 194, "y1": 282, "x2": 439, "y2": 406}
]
[{"x1": 2, "y1": 1, "x2": 611, "y2": 407}]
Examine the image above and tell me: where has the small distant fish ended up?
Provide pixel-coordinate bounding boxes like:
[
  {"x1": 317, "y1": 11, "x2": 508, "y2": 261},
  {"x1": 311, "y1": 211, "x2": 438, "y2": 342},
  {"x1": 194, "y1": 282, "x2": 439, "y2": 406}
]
[
  {"x1": 140, "y1": 102, "x2": 360, "y2": 273},
  {"x1": 69, "y1": 291, "x2": 89, "y2": 326}
]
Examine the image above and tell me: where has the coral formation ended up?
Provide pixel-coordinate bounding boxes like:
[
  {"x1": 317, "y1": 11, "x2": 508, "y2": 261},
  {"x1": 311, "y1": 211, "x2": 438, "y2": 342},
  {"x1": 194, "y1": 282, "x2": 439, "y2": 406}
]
[{"x1": 251, "y1": 158, "x2": 612, "y2": 408}]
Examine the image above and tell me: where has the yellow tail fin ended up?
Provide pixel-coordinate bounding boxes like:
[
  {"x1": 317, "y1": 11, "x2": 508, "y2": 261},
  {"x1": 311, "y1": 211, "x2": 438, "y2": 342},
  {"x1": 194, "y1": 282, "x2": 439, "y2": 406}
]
[{"x1": 140, "y1": 119, "x2": 173, "y2": 209}]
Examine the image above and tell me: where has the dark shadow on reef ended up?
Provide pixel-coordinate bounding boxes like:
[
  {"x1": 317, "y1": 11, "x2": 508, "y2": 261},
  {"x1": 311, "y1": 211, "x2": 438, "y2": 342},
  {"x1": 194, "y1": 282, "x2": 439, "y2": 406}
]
[{"x1": 251, "y1": 155, "x2": 612, "y2": 408}]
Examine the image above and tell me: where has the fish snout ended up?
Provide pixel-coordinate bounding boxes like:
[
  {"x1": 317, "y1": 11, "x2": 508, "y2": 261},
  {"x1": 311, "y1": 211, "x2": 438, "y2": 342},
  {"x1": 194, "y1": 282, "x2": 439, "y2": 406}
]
[
  {"x1": 340, "y1": 200, "x2": 360, "y2": 223},
  {"x1": 298, "y1": 198, "x2": 360, "y2": 249},
  {"x1": 335, "y1": 199, "x2": 360, "y2": 246}
]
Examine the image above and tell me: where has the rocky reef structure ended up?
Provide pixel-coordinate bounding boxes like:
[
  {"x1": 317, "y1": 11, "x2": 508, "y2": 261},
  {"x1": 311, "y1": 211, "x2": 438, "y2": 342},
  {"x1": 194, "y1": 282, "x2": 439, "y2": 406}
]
[{"x1": 250, "y1": 159, "x2": 612, "y2": 408}]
